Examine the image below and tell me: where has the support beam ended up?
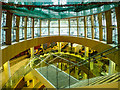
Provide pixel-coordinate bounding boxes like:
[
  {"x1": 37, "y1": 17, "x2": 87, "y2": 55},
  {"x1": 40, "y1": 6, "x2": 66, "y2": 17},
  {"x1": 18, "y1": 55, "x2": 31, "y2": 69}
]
[
  {"x1": 109, "y1": 60, "x2": 116, "y2": 75},
  {"x1": 115, "y1": 6, "x2": 120, "y2": 47},
  {"x1": 105, "y1": 10, "x2": 112, "y2": 44},
  {"x1": 68, "y1": 19, "x2": 70, "y2": 36},
  {"x1": 6, "y1": 11, "x2": 12, "y2": 45},
  {"x1": 91, "y1": 15, "x2": 94, "y2": 39},
  {"x1": 40, "y1": 20, "x2": 42, "y2": 37},
  {"x1": 32, "y1": 18, "x2": 34, "y2": 39},
  {"x1": 24, "y1": 17, "x2": 27, "y2": 40},
  {"x1": 77, "y1": 17, "x2": 79, "y2": 37},
  {"x1": 48, "y1": 20, "x2": 50, "y2": 36},
  {"x1": 3, "y1": 61, "x2": 11, "y2": 84},
  {"x1": 58, "y1": 20, "x2": 60, "y2": 36},
  {"x1": 57, "y1": 42, "x2": 61, "y2": 52},
  {"x1": 84, "y1": 16, "x2": 87, "y2": 38},
  {"x1": 16, "y1": 16, "x2": 20, "y2": 42},
  {"x1": 98, "y1": 13, "x2": 103, "y2": 41}
]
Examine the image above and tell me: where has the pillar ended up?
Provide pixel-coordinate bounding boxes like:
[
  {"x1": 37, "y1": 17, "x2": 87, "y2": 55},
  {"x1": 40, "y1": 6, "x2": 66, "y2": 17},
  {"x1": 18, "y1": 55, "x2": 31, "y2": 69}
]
[
  {"x1": 48, "y1": 20, "x2": 50, "y2": 36},
  {"x1": 84, "y1": 16, "x2": 87, "y2": 38},
  {"x1": 6, "y1": 11, "x2": 12, "y2": 45},
  {"x1": 105, "y1": 10, "x2": 112, "y2": 44},
  {"x1": 24, "y1": 16, "x2": 27, "y2": 40},
  {"x1": 3, "y1": 61, "x2": 11, "y2": 84},
  {"x1": 75, "y1": 66, "x2": 79, "y2": 79},
  {"x1": 85, "y1": 47, "x2": 89, "y2": 57},
  {"x1": 27, "y1": 80, "x2": 30, "y2": 87},
  {"x1": 57, "y1": 42, "x2": 61, "y2": 52},
  {"x1": 91, "y1": 15, "x2": 94, "y2": 39},
  {"x1": 109, "y1": 60, "x2": 116, "y2": 75},
  {"x1": 82, "y1": 72, "x2": 87, "y2": 79},
  {"x1": 58, "y1": 20, "x2": 60, "y2": 36},
  {"x1": 77, "y1": 17, "x2": 79, "y2": 37},
  {"x1": 16, "y1": 16, "x2": 20, "y2": 42},
  {"x1": 98, "y1": 13, "x2": 103, "y2": 41},
  {"x1": 32, "y1": 18, "x2": 34, "y2": 39},
  {"x1": 40, "y1": 20, "x2": 42, "y2": 37},
  {"x1": 30, "y1": 47, "x2": 34, "y2": 58},
  {"x1": 68, "y1": 19, "x2": 70, "y2": 36}
]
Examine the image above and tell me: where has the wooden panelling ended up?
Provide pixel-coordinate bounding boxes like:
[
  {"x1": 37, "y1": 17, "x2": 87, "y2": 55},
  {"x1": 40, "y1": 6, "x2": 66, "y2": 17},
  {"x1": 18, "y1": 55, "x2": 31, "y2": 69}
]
[{"x1": 1, "y1": 36, "x2": 118, "y2": 66}]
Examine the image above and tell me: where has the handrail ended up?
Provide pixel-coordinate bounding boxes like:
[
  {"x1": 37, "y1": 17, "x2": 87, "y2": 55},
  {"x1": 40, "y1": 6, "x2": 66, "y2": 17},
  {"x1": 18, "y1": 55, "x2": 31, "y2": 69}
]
[
  {"x1": 58, "y1": 44, "x2": 120, "y2": 72},
  {"x1": 2, "y1": 59, "x2": 33, "y2": 88}
]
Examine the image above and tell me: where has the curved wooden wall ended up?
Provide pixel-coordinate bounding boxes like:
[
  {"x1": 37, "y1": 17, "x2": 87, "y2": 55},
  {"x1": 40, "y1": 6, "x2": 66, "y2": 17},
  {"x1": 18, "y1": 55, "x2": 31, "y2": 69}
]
[{"x1": 1, "y1": 36, "x2": 119, "y2": 66}]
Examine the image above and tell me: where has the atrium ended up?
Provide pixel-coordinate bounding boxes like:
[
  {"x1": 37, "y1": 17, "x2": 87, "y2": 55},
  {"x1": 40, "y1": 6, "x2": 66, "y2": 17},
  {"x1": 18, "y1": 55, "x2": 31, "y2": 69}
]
[{"x1": 0, "y1": 0, "x2": 120, "y2": 89}]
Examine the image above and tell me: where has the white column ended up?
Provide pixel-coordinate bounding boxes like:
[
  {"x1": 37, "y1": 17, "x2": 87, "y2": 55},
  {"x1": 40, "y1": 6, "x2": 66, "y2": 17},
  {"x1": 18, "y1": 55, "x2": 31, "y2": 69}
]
[
  {"x1": 85, "y1": 46, "x2": 89, "y2": 57},
  {"x1": 3, "y1": 61, "x2": 11, "y2": 85},
  {"x1": 30, "y1": 47, "x2": 34, "y2": 58},
  {"x1": 75, "y1": 66, "x2": 79, "y2": 79},
  {"x1": 57, "y1": 42, "x2": 61, "y2": 52},
  {"x1": 109, "y1": 60, "x2": 116, "y2": 75}
]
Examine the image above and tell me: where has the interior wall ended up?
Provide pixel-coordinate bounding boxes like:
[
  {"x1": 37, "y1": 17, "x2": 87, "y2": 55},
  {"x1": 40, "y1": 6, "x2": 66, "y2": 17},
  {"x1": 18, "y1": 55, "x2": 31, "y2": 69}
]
[{"x1": 1, "y1": 36, "x2": 119, "y2": 66}]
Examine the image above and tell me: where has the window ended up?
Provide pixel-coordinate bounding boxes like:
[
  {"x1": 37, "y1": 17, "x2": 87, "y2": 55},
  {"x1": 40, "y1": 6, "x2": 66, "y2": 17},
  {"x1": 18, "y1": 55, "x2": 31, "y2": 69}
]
[
  {"x1": 60, "y1": 19, "x2": 69, "y2": 36},
  {"x1": 94, "y1": 15, "x2": 99, "y2": 39},
  {"x1": 27, "y1": 17, "x2": 32, "y2": 38},
  {"x1": 41, "y1": 28, "x2": 48, "y2": 37},
  {"x1": 87, "y1": 16, "x2": 92, "y2": 38},
  {"x1": 102, "y1": 13, "x2": 106, "y2": 41},
  {"x1": 34, "y1": 18, "x2": 40, "y2": 38},
  {"x1": 11, "y1": 15, "x2": 16, "y2": 42},
  {"x1": 70, "y1": 18, "x2": 77, "y2": 36},
  {"x1": 1, "y1": 11, "x2": 6, "y2": 45},
  {"x1": 19, "y1": 17, "x2": 24, "y2": 40},
  {"x1": 79, "y1": 17, "x2": 84, "y2": 37},
  {"x1": 111, "y1": 9, "x2": 118, "y2": 44},
  {"x1": 50, "y1": 20, "x2": 59, "y2": 36}
]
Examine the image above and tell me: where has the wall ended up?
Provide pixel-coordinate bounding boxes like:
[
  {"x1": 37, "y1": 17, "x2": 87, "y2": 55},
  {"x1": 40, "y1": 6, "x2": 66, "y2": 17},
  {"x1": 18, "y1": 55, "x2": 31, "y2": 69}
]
[{"x1": 1, "y1": 36, "x2": 119, "y2": 66}]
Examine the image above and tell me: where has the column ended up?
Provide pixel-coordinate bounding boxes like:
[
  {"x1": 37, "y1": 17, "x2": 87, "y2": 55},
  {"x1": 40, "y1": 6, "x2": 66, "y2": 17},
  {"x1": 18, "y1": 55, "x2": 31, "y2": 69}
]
[
  {"x1": 115, "y1": 6, "x2": 120, "y2": 73},
  {"x1": 77, "y1": 17, "x2": 79, "y2": 37},
  {"x1": 105, "y1": 10, "x2": 112, "y2": 44},
  {"x1": 57, "y1": 42, "x2": 61, "y2": 52},
  {"x1": 75, "y1": 66, "x2": 79, "y2": 79},
  {"x1": 6, "y1": 11, "x2": 12, "y2": 45},
  {"x1": 84, "y1": 16, "x2": 87, "y2": 38},
  {"x1": 48, "y1": 20, "x2": 50, "y2": 36},
  {"x1": 91, "y1": 15, "x2": 94, "y2": 39},
  {"x1": 30, "y1": 47, "x2": 34, "y2": 58},
  {"x1": 58, "y1": 20, "x2": 60, "y2": 36},
  {"x1": 24, "y1": 16, "x2": 27, "y2": 40},
  {"x1": 109, "y1": 60, "x2": 116, "y2": 75},
  {"x1": 68, "y1": 19, "x2": 70, "y2": 36},
  {"x1": 40, "y1": 20, "x2": 42, "y2": 37},
  {"x1": 16, "y1": 16, "x2": 20, "y2": 42},
  {"x1": 3, "y1": 61, "x2": 11, "y2": 84},
  {"x1": 32, "y1": 18, "x2": 34, "y2": 39},
  {"x1": 98, "y1": 13, "x2": 103, "y2": 41},
  {"x1": 85, "y1": 47, "x2": 89, "y2": 57},
  {"x1": 82, "y1": 72, "x2": 87, "y2": 79}
]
